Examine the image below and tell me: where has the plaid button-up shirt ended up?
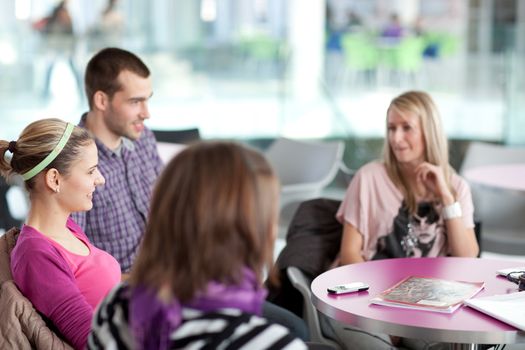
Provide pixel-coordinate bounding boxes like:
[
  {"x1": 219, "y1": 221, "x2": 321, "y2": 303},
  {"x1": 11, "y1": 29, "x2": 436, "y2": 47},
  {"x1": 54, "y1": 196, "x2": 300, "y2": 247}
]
[{"x1": 72, "y1": 115, "x2": 163, "y2": 272}]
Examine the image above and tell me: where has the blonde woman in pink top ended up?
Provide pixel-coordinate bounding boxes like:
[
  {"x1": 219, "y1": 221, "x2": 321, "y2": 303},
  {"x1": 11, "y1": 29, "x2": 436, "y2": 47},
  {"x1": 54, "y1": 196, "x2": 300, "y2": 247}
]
[
  {"x1": 0, "y1": 118, "x2": 121, "y2": 350},
  {"x1": 337, "y1": 90, "x2": 479, "y2": 264},
  {"x1": 332, "y1": 91, "x2": 479, "y2": 349}
]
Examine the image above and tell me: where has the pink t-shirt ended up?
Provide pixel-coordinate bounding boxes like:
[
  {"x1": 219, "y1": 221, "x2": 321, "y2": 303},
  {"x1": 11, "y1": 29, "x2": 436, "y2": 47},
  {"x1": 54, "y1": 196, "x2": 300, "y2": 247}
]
[
  {"x1": 43, "y1": 220, "x2": 122, "y2": 309},
  {"x1": 11, "y1": 218, "x2": 121, "y2": 349},
  {"x1": 336, "y1": 162, "x2": 475, "y2": 260}
]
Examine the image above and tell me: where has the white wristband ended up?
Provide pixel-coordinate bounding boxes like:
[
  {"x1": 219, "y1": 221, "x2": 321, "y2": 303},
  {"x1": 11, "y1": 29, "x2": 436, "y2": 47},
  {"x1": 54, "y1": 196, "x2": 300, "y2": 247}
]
[{"x1": 442, "y1": 201, "x2": 462, "y2": 220}]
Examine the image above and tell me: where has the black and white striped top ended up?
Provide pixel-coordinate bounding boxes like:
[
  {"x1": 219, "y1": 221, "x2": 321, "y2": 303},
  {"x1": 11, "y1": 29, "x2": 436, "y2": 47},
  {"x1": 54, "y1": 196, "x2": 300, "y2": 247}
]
[{"x1": 88, "y1": 284, "x2": 307, "y2": 350}]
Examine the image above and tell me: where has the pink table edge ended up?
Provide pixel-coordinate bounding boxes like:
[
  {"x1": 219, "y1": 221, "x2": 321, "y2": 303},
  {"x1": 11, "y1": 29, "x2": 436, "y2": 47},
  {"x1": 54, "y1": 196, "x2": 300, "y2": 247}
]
[{"x1": 311, "y1": 257, "x2": 525, "y2": 345}]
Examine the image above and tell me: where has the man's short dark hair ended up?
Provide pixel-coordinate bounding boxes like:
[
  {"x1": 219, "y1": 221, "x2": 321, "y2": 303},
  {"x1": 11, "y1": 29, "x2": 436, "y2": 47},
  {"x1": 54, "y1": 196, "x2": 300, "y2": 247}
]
[{"x1": 85, "y1": 47, "x2": 150, "y2": 109}]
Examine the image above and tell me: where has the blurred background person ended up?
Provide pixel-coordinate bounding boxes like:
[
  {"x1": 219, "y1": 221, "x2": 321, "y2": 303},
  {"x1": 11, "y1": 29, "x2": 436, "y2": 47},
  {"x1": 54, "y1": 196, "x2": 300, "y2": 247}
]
[
  {"x1": 34, "y1": 0, "x2": 83, "y2": 101},
  {"x1": 89, "y1": 0, "x2": 125, "y2": 49},
  {"x1": 381, "y1": 13, "x2": 404, "y2": 39}
]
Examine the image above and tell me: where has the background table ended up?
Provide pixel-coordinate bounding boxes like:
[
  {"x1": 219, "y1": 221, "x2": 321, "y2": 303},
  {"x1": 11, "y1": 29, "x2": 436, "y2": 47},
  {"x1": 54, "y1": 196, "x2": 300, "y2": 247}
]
[
  {"x1": 463, "y1": 164, "x2": 525, "y2": 254},
  {"x1": 463, "y1": 164, "x2": 525, "y2": 192},
  {"x1": 311, "y1": 257, "x2": 525, "y2": 346}
]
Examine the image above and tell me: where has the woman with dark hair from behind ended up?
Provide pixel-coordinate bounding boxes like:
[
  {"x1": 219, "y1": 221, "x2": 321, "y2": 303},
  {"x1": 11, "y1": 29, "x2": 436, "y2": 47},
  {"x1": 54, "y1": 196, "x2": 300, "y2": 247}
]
[
  {"x1": 0, "y1": 118, "x2": 120, "y2": 349},
  {"x1": 89, "y1": 141, "x2": 307, "y2": 349}
]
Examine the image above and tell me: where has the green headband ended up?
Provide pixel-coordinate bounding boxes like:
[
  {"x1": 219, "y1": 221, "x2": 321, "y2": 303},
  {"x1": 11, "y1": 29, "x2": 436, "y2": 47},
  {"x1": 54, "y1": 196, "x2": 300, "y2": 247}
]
[{"x1": 21, "y1": 123, "x2": 75, "y2": 181}]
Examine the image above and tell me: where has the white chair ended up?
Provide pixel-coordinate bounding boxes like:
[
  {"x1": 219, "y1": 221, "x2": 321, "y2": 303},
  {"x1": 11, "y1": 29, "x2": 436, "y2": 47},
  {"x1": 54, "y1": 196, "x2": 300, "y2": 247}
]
[
  {"x1": 264, "y1": 138, "x2": 345, "y2": 237},
  {"x1": 265, "y1": 137, "x2": 344, "y2": 196},
  {"x1": 460, "y1": 142, "x2": 525, "y2": 172},
  {"x1": 460, "y1": 141, "x2": 525, "y2": 254},
  {"x1": 287, "y1": 267, "x2": 342, "y2": 350}
]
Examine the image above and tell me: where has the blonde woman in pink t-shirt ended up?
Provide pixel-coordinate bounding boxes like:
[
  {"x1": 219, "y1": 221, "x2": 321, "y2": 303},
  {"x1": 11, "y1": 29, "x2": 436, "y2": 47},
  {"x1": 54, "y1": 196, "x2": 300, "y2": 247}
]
[
  {"x1": 333, "y1": 91, "x2": 479, "y2": 349},
  {"x1": 338, "y1": 91, "x2": 479, "y2": 264},
  {"x1": 0, "y1": 118, "x2": 121, "y2": 350},
  {"x1": 330, "y1": 91, "x2": 479, "y2": 349}
]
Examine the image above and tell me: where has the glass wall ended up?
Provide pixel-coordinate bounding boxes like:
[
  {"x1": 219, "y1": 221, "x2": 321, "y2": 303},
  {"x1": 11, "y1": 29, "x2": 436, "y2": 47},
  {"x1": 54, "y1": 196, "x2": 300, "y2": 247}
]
[{"x1": 1, "y1": 0, "x2": 524, "y2": 149}]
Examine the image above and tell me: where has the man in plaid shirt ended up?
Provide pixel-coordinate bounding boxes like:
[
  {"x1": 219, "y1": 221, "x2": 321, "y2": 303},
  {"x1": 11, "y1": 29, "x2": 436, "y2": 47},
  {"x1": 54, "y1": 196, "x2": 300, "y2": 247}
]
[
  {"x1": 72, "y1": 48, "x2": 163, "y2": 273},
  {"x1": 71, "y1": 48, "x2": 308, "y2": 340}
]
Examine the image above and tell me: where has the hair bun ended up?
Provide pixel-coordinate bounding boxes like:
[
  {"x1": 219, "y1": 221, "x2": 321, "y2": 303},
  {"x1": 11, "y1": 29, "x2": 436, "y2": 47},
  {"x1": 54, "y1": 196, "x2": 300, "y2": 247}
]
[{"x1": 8, "y1": 141, "x2": 16, "y2": 153}]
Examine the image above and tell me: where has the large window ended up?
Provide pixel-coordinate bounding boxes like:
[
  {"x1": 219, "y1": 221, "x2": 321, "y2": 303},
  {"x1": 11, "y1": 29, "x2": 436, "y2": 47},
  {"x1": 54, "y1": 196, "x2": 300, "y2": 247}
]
[{"x1": 1, "y1": 0, "x2": 524, "y2": 146}]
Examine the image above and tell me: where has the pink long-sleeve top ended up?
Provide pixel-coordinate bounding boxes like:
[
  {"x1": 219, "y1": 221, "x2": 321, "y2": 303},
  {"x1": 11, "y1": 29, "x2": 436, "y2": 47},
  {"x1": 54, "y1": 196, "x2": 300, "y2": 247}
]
[{"x1": 10, "y1": 217, "x2": 121, "y2": 349}]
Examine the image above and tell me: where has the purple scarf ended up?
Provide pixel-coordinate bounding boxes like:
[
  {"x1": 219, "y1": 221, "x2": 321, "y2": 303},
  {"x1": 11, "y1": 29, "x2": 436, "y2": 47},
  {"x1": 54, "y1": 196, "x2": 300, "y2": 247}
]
[{"x1": 129, "y1": 268, "x2": 267, "y2": 350}]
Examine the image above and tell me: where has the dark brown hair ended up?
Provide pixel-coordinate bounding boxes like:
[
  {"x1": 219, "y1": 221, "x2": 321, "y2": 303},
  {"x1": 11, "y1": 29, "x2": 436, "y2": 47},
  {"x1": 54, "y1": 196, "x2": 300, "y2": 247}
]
[
  {"x1": 0, "y1": 118, "x2": 93, "y2": 190},
  {"x1": 130, "y1": 141, "x2": 279, "y2": 302},
  {"x1": 85, "y1": 47, "x2": 150, "y2": 109}
]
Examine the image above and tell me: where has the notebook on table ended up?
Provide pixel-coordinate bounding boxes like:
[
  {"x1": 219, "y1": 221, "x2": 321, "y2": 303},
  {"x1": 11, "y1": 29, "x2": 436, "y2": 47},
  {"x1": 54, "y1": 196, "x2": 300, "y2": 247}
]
[{"x1": 464, "y1": 292, "x2": 525, "y2": 331}]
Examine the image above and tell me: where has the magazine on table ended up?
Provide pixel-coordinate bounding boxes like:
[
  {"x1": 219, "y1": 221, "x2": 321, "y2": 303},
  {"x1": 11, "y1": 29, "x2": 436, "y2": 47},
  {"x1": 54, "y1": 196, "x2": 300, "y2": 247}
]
[
  {"x1": 464, "y1": 291, "x2": 525, "y2": 331},
  {"x1": 370, "y1": 276, "x2": 485, "y2": 313}
]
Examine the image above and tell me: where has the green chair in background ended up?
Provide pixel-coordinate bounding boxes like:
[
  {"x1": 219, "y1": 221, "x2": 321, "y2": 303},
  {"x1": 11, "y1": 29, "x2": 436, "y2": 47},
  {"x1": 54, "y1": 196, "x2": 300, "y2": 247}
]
[
  {"x1": 341, "y1": 33, "x2": 379, "y2": 71},
  {"x1": 340, "y1": 33, "x2": 379, "y2": 87},
  {"x1": 389, "y1": 36, "x2": 425, "y2": 73},
  {"x1": 380, "y1": 36, "x2": 425, "y2": 86},
  {"x1": 237, "y1": 33, "x2": 287, "y2": 75},
  {"x1": 437, "y1": 33, "x2": 459, "y2": 57}
]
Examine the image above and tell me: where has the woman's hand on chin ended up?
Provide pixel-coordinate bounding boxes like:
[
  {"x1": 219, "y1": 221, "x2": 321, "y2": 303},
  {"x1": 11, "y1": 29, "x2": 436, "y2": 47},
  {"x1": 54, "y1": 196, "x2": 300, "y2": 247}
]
[{"x1": 415, "y1": 162, "x2": 454, "y2": 204}]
